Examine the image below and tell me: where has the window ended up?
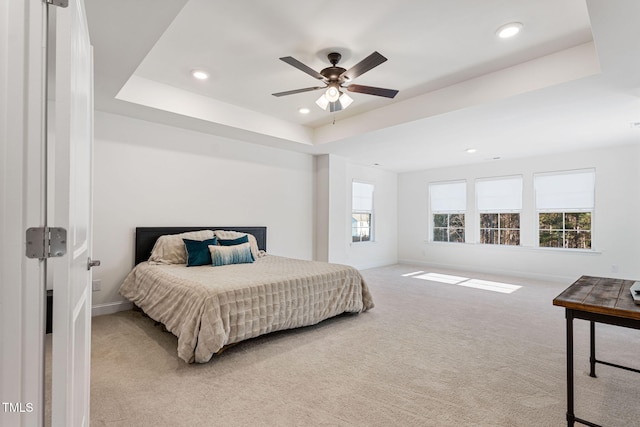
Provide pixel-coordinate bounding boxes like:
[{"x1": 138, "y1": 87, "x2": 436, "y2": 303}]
[
  {"x1": 352, "y1": 181, "x2": 374, "y2": 242},
  {"x1": 479, "y1": 213, "x2": 521, "y2": 245},
  {"x1": 538, "y1": 212, "x2": 591, "y2": 248},
  {"x1": 433, "y1": 213, "x2": 465, "y2": 242},
  {"x1": 534, "y1": 169, "x2": 594, "y2": 249},
  {"x1": 476, "y1": 176, "x2": 522, "y2": 245},
  {"x1": 429, "y1": 181, "x2": 466, "y2": 243}
]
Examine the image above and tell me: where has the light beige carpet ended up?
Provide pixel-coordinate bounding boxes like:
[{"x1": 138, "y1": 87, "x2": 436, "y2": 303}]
[{"x1": 83, "y1": 264, "x2": 640, "y2": 426}]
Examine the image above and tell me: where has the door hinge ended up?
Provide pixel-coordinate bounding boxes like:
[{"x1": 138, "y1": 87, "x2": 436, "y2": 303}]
[
  {"x1": 46, "y1": 0, "x2": 68, "y2": 8},
  {"x1": 26, "y1": 227, "x2": 67, "y2": 259}
]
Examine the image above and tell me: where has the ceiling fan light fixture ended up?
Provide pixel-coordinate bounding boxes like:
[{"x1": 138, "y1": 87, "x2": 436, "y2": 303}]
[
  {"x1": 339, "y1": 92, "x2": 353, "y2": 109},
  {"x1": 496, "y1": 22, "x2": 523, "y2": 39},
  {"x1": 315, "y1": 94, "x2": 330, "y2": 110},
  {"x1": 325, "y1": 86, "x2": 340, "y2": 102},
  {"x1": 329, "y1": 101, "x2": 342, "y2": 113}
]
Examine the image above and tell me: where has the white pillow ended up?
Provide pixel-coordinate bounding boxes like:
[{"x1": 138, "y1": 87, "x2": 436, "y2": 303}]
[
  {"x1": 148, "y1": 230, "x2": 215, "y2": 264},
  {"x1": 213, "y1": 230, "x2": 265, "y2": 259}
]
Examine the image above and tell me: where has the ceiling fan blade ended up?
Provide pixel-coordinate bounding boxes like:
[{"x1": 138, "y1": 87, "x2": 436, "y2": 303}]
[
  {"x1": 340, "y1": 51, "x2": 387, "y2": 81},
  {"x1": 347, "y1": 84, "x2": 399, "y2": 98},
  {"x1": 279, "y1": 56, "x2": 325, "y2": 80},
  {"x1": 272, "y1": 86, "x2": 324, "y2": 97}
]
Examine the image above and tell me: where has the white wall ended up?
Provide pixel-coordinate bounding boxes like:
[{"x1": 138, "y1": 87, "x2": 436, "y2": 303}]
[
  {"x1": 347, "y1": 162, "x2": 398, "y2": 269},
  {"x1": 314, "y1": 154, "x2": 330, "y2": 262},
  {"x1": 315, "y1": 154, "x2": 398, "y2": 270},
  {"x1": 398, "y1": 144, "x2": 640, "y2": 282},
  {"x1": 92, "y1": 111, "x2": 315, "y2": 313}
]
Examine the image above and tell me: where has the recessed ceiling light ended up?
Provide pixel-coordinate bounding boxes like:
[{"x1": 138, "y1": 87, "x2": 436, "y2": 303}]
[
  {"x1": 496, "y1": 22, "x2": 523, "y2": 39},
  {"x1": 191, "y1": 69, "x2": 209, "y2": 80},
  {"x1": 298, "y1": 107, "x2": 310, "y2": 114},
  {"x1": 465, "y1": 148, "x2": 477, "y2": 154}
]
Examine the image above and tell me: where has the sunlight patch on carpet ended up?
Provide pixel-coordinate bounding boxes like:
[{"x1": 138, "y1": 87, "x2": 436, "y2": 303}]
[
  {"x1": 403, "y1": 271, "x2": 522, "y2": 294},
  {"x1": 458, "y1": 279, "x2": 521, "y2": 294},
  {"x1": 401, "y1": 271, "x2": 425, "y2": 277},
  {"x1": 414, "y1": 273, "x2": 469, "y2": 284}
]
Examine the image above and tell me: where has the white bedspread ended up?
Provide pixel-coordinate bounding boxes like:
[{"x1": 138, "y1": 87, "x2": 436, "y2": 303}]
[{"x1": 119, "y1": 255, "x2": 374, "y2": 363}]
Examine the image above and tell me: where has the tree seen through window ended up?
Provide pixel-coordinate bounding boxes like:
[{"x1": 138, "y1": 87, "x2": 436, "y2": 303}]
[{"x1": 539, "y1": 212, "x2": 591, "y2": 249}]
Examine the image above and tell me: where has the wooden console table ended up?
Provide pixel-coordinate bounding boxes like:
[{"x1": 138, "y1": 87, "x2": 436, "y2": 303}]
[{"x1": 553, "y1": 275, "x2": 640, "y2": 427}]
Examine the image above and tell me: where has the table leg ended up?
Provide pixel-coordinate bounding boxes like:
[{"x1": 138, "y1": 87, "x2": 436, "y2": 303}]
[
  {"x1": 566, "y1": 309, "x2": 575, "y2": 426},
  {"x1": 589, "y1": 321, "x2": 597, "y2": 378}
]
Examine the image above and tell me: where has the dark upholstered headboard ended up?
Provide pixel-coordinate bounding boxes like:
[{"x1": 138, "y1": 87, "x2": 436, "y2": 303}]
[{"x1": 134, "y1": 226, "x2": 267, "y2": 265}]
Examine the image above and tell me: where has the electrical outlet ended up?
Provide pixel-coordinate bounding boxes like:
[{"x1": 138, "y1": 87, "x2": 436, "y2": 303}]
[{"x1": 92, "y1": 279, "x2": 101, "y2": 291}]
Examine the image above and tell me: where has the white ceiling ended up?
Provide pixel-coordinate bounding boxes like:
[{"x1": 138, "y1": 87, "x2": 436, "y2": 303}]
[{"x1": 85, "y1": 0, "x2": 640, "y2": 172}]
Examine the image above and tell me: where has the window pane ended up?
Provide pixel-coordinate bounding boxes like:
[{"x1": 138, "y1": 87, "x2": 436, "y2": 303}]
[
  {"x1": 480, "y1": 229, "x2": 497, "y2": 244},
  {"x1": 352, "y1": 213, "x2": 371, "y2": 242},
  {"x1": 353, "y1": 213, "x2": 366, "y2": 222},
  {"x1": 449, "y1": 214, "x2": 465, "y2": 228},
  {"x1": 500, "y1": 230, "x2": 520, "y2": 246},
  {"x1": 433, "y1": 228, "x2": 448, "y2": 242},
  {"x1": 433, "y1": 214, "x2": 448, "y2": 228},
  {"x1": 352, "y1": 228, "x2": 366, "y2": 242},
  {"x1": 539, "y1": 230, "x2": 562, "y2": 247},
  {"x1": 480, "y1": 213, "x2": 520, "y2": 246},
  {"x1": 433, "y1": 213, "x2": 465, "y2": 243},
  {"x1": 500, "y1": 213, "x2": 520, "y2": 229},
  {"x1": 449, "y1": 228, "x2": 465, "y2": 243},
  {"x1": 480, "y1": 213, "x2": 498, "y2": 228},
  {"x1": 578, "y1": 212, "x2": 592, "y2": 230},
  {"x1": 565, "y1": 231, "x2": 591, "y2": 249},
  {"x1": 539, "y1": 212, "x2": 563, "y2": 230},
  {"x1": 565, "y1": 212, "x2": 591, "y2": 231}
]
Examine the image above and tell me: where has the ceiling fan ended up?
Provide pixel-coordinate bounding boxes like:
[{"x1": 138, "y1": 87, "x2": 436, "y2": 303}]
[{"x1": 272, "y1": 51, "x2": 399, "y2": 112}]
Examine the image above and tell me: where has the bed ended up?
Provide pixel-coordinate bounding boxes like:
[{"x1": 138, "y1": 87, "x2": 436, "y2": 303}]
[{"x1": 119, "y1": 226, "x2": 374, "y2": 363}]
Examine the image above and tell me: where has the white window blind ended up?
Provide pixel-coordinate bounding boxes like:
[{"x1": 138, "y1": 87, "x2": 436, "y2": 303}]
[
  {"x1": 353, "y1": 182, "x2": 374, "y2": 211},
  {"x1": 534, "y1": 169, "x2": 595, "y2": 211},
  {"x1": 476, "y1": 176, "x2": 522, "y2": 212},
  {"x1": 430, "y1": 181, "x2": 466, "y2": 212}
]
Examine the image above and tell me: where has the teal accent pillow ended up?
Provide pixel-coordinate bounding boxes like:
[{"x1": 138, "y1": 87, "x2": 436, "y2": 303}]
[
  {"x1": 183, "y1": 237, "x2": 218, "y2": 267},
  {"x1": 209, "y1": 242, "x2": 254, "y2": 267},
  {"x1": 218, "y1": 235, "x2": 249, "y2": 246}
]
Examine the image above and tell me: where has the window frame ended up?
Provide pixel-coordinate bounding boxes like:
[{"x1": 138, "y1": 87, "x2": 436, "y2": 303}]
[
  {"x1": 479, "y1": 213, "x2": 521, "y2": 246},
  {"x1": 429, "y1": 180, "x2": 467, "y2": 243},
  {"x1": 432, "y1": 212, "x2": 466, "y2": 243},
  {"x1": 538, "y1": 211, "x2": 592, "y2": 249},
  {"x1": 475, "y1": 175, "x2": 523, "y2": 246},
  {"x1": 534, "y1": 169, "x2": 595, "y2": 250},
  {"x1": 351, "y1": 180, "x2": 374, "y2": 243}
]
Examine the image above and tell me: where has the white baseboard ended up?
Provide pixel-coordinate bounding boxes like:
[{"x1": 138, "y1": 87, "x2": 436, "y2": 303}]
[
  {"x1": 92, "y1": 301, "x2": 133, "y2": 317},
  {"x1": 356, "y1": 261, "x2": 397, "y2": 271}
]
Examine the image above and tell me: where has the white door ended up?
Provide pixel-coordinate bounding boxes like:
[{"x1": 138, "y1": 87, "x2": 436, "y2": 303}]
[
  {"x1": 50, "y1": 0, "x2": 94, "y2": 425},
  {"x1": 0, "y1": 1, "x2": 48, "y2": 426}
]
